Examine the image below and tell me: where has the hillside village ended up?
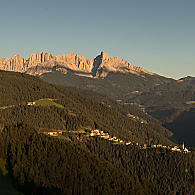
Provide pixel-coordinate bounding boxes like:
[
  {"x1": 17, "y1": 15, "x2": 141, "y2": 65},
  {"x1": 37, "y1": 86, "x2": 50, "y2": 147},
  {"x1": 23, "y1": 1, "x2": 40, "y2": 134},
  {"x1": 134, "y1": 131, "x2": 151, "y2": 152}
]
[
  {"x1": 46, "y1": 129, "x2": 191, "y2": 153},
  {"x1": 0, "y1": 99, "x2": 191, "y2": 154}
]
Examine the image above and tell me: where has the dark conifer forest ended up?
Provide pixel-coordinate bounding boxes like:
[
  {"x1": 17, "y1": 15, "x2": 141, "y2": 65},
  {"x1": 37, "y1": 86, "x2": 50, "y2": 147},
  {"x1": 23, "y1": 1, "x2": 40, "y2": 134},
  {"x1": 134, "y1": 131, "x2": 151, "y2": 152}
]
[{"x1": 0, "y1": 71, "x2": 194, "y2": 194}]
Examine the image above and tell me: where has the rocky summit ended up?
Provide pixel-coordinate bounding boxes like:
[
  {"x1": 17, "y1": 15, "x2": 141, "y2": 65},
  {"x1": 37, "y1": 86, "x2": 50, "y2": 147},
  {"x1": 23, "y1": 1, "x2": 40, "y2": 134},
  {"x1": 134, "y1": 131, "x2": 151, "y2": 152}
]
[{"x1": 0, "y1": 51, "x2": 154, "y2": 78}]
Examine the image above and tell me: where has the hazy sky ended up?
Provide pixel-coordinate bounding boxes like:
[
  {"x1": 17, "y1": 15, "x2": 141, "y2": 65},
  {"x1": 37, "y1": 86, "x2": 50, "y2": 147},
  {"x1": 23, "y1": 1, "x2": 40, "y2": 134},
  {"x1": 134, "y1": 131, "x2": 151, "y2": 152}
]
[{"x1": 0, "y1": 0, "x2": 194, "y2": 79}]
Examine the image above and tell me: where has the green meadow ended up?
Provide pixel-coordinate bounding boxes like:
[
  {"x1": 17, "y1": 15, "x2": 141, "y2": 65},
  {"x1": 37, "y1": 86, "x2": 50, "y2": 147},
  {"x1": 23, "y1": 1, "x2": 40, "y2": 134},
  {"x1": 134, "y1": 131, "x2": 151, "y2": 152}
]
[{"x1": 35, "y1": 99, "x2": 64, "y2": 108}]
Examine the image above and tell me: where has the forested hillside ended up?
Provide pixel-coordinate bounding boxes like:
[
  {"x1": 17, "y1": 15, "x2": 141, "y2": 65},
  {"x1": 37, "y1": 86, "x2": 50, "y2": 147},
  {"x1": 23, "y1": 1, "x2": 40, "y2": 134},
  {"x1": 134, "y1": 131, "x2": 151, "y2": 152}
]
[
  {"x1": 0, "y1": 70, "x2": 173, "y2": 145},
  {"x1": 127, "y1": 76, "x2": 195, "y2": 147},
  {"x1": 41, "y1": 71, "x2": 195, "y2": 147},
  {"x1": 0, "y1": 71, "x2": 64, "y2": 107},
  {"x1": 0, "y1": 124, "x2": 194, "y2": 194},
  {"x1": 0, "y1": 70, "x2": 194, "y2": 194}
]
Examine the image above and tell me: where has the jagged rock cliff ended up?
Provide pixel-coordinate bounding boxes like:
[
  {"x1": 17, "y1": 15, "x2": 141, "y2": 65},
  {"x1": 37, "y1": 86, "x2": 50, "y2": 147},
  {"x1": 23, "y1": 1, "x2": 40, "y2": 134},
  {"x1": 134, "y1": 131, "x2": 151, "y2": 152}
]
[
  {"x1": 0, "y1": 51, "x2": 154, "y2": 77},
  {"x1": 0, "y1": 55, "x2": 26, "y2": 72}
]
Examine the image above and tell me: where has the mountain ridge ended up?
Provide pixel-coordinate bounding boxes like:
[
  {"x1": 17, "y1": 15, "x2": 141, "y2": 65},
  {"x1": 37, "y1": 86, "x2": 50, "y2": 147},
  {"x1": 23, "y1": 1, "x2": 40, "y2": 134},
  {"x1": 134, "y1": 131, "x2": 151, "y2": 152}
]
[{"x1": 0, "y1": 51, "x2": 155, "y2": 77}]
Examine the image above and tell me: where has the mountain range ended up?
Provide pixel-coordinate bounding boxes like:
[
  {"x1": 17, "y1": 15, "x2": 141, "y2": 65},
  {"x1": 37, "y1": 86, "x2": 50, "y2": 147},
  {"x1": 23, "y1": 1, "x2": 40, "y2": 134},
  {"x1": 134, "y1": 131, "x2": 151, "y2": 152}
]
[
  {"x1": 0, "y1": 51, "x2": 154, "y2": 77},
  {"x1": 0, "y1": 52, "x2": 194, "y2": 147}
]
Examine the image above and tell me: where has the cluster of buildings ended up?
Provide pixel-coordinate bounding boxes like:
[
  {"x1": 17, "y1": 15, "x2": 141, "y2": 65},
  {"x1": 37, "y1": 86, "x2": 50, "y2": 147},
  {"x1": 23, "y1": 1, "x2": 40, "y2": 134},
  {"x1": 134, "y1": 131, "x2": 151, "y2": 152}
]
[
  {"x1": 90, "y1": 129, "x2": 125, "y2": 144},
  {"x1": 89, "y1": 129, "x2": 191, "y2": 153},
  {"x1": 46, "y1": 128, "x2": 191, "y2": 154},
  {"x1": 139, "y1": 143, "x2": 190, "y2": 153},
  {"x1": 170, "y1": 142, "x2": 190, "y2": 153},
  {"x1": 90, "y1": 130, "x2": 109, "y2": 139},
  {"x1": 47, "y1": 130, "x2": 63, "y2": 136},
  {"x1": 90, "y1": 130, "x2": 140, "y2": 146},
  {"x1": 27, "y1": 101, "x2": 35, "y2": 106}
]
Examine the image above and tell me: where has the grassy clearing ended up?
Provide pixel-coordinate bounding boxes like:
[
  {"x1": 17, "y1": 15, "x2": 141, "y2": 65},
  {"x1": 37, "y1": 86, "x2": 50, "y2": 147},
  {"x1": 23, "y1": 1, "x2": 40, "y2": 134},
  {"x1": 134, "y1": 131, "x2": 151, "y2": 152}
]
[{"x1": 35, "y1": 99, "x2": 64, "y2": 108}]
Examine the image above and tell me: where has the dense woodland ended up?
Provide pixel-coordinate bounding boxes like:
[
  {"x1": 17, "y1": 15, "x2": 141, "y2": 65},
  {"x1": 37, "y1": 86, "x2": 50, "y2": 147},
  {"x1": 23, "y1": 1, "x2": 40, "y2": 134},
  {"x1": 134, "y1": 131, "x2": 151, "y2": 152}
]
[
  {"x1": 0, "y1": 124, "x2": 194, "y2": 194},
  {"x1": 42, "y1": 71, "x2": 195, "y2": 147},
  {"x1": 0, "y1": 124, "x2": 132, "y2": 194},
  {"x1": 0, "y1": 99, "x2": 173, "y2": 145},
  {"x1": 0, "y1": 70, "x2": 173, "y2": 145},
  {"x1": 67, "y1": 87, "x2": 173, "y2": 138},
  {"x1": 0, "y1": 71, "x2": 64, "y2": 106},
  {"x1": 85, "y1": 138, "x2": 195, "y2": 194},
  {"x1": 0, "y1": 70, "x2": 194, "y2": 194}
]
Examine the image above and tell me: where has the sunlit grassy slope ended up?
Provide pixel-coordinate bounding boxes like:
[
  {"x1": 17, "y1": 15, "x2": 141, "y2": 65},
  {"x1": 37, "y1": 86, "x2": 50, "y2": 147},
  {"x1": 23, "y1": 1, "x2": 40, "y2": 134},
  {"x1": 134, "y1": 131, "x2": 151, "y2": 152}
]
[{"x1": 35, "y1": 99, "x2": 64, "y2": 108}]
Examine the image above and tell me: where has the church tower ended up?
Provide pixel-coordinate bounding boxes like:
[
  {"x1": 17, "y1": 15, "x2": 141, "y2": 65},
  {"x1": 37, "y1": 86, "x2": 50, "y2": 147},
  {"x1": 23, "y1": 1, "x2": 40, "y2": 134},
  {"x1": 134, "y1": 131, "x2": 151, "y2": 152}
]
[{"x1": 182, "y1": 142, "x2": 185, "y2": 150}]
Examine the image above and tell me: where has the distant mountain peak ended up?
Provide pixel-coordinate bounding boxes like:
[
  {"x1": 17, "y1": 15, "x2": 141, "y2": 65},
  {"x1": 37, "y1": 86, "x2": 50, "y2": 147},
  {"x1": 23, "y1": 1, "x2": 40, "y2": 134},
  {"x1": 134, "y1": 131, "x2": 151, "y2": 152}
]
[
  {"x1": 0, "y1": 51, "x2": 155, "y2": 78},
  {"x1": 100, "y1": 51, "x2": 109, "y2": 60},
  {"x1": 179, "y1": 76, "x2": 194, "y2": 81}
]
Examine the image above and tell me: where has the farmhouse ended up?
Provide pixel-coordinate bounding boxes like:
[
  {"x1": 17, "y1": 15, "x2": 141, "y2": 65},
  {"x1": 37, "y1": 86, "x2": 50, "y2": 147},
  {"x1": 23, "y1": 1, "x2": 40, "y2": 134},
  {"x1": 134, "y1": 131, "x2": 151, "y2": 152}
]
[
  {"x1": 27, "y1": 102, "x2": 35, "y2": 106},
  {"x1": 48, "y1": 132, "x2": 58, "y2": 136}
]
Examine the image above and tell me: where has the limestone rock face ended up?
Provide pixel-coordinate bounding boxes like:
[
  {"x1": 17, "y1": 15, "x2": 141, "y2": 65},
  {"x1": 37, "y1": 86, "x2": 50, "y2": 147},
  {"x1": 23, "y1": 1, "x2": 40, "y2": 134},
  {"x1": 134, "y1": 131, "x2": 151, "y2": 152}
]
[
  {"x1": 53, "y1": 53, "x2": 94, "y2": 72},
  {"x1": 0, "y1": 55, "x2": 26, "y2": 72},
  {"x1": 0, "y1": 51, "x2": 154, "y2": 77},
  {"x1": 27, "y1": 52, "x2": 54, "y2": 68},
  {"x1": 26, "y1": 52, "x2": 94, "y2": 74},
  {"x1": 98, "y1": 51, "x2": 131, "y2": 71},
  {"x1": 92, "y1": 51, "x2": 153, "y2": 77}
]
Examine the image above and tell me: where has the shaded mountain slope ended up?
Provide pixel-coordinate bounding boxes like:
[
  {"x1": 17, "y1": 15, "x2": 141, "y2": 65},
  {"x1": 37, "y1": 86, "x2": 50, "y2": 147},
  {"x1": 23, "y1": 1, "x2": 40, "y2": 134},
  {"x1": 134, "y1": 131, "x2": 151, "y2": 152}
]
[
  {"x1": 0, "y1": 70, "x2": 173, "y2": 145},
  {"x1": 0, "y1": 71, "x2": 194, "y2": 194},
  {"x1": 126, "y1": 76, "x2": 195, "y2": 146},
  {"x1": 164, "y1": 108, "x2": 195, "y2": 147},
  {"x1": 41, "y1": 70, "x2": 173, "y2": 101},
  {"x1": 41, "y1": 69, "x2": 195, "y2": 147}
]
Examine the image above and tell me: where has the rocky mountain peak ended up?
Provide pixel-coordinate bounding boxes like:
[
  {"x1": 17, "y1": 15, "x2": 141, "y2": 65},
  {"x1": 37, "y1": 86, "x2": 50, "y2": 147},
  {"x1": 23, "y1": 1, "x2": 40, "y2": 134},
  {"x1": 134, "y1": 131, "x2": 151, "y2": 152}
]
[
  {"x1": 0, "y1": 54, "x2": 26, "y2": 72},
  {"x1": 0, "y1": 51, "x2": 154, "y2": 77},
  {"x1": 100, "y1": 51, "x2": 109, "y2": 61}
]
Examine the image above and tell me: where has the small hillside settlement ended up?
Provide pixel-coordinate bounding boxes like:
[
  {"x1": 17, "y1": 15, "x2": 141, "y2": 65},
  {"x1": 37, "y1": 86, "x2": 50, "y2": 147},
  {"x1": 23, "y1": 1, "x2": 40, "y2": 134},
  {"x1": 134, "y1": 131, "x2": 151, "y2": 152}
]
[
  {"x1": 2, "y1": 99, "x2": 191, "y2": 154},
  {"x1": 46, "y1": 129, "x2": 191, "y2": 153}
]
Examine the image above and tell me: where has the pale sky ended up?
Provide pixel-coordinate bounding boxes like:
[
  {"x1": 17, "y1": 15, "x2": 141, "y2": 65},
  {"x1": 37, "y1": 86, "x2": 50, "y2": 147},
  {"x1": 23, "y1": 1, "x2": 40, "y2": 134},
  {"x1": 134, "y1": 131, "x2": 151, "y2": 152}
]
[{"x1": 0, "y1": 0, "x2": 194, "y2": 79}]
